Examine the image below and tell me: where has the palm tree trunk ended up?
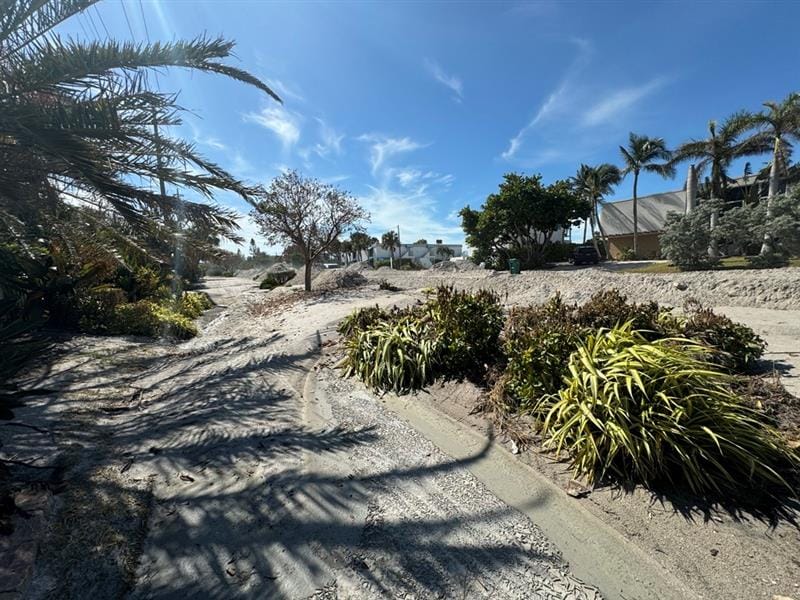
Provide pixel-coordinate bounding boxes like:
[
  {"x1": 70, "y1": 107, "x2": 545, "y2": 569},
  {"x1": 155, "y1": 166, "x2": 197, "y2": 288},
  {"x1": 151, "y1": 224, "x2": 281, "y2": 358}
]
[
  {"x1": 760, "y1": 138, "x2": 781, "y2": 255},
  {"x1": 708, "y1": 209, "x2": 719, "y2": 258},
  {"x1": 632, "y1": 170, "x2": 639, "y2": 258},
  {"x1": 594, "y1": 199, "x2": 610, "y2": 260},
  {"x1": 590, "y1": 203, "x2": 601, "y2": 258},
  {"x1": 582, "y1": 218, "x2": 588, "y2": 244}
]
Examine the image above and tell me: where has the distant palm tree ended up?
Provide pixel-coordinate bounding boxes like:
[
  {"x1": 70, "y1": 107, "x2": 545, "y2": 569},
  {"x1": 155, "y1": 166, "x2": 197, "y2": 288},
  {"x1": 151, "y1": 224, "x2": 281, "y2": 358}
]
[
  {"x1": 619, "y1": 134, "x2": 675, "y2": 257},
  {"x1": 747, "y1": 93, "x2": 800, "y2": 254},
  {"x1": 671, "y1": 114, "x2": 768, "y2": 201},
  {"x1": 671, "y1": 114, "x2": 769, "y2": 257},
  {"x1": 572, "y1": 164, "x2": 622, "y2": 259},
  {"x1": 381, "y1": 230, "x2": 400, "y2": 268},
  {"x1": 349, "y1": 231, "x2": 373, "y2": 262}
]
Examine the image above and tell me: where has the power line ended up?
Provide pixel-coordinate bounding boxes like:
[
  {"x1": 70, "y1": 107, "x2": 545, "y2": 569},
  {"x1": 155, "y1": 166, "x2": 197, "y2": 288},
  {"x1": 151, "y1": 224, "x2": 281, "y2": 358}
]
[
  {"x1": 138, "y1": 0, "x2": 151, "y2": 42},
  {"x1": 119, "y1": 0, "x2": 136, "y2": 39},
  {"x1": 84, "y1": 8, "x2": 101, "y2": 38},
  {"x1": 93, "y1": 5, "x2": 111, "y2": 39},
  {"x1": 76, "y1": 13, "x2": 90, "y2": 38}
]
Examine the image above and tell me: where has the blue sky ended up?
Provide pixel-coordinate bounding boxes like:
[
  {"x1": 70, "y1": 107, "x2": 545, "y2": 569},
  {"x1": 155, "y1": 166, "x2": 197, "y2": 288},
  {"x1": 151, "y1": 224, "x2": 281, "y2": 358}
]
[{"x1": 58, "y1": 1, "x2": 800, "y2": 250}]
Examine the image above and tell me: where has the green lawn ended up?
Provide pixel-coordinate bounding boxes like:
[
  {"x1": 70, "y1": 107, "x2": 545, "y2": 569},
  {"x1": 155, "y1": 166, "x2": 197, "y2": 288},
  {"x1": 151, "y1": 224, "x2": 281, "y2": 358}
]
[{"x1": 621, "y1": 256, "x2": 800, "y2": 273}]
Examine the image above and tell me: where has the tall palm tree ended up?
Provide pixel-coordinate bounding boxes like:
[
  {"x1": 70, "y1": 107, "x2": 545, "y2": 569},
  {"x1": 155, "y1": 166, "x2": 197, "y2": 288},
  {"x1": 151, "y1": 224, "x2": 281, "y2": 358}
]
[
  {"x1": 748, "y1": 93, "x2": 800, "y2": 254},
  {"x1": 381, "y1": 230, "x2": 400, "y2": 268},
  {"x1": 572, "y1": 164, "x2": 622, "y2": 259},
  {"x1": 671, "y1": 114, "x2": 769, "y2": 257},
  {"x1": 670, "y1": 114, "x2": 768, "y2": 201},
  {"x1": 619, "y1": 133, "x2": 675, "y2": 257},
  {"x1": 0, "y1": 0, "x2": 280, "y2": 257}
]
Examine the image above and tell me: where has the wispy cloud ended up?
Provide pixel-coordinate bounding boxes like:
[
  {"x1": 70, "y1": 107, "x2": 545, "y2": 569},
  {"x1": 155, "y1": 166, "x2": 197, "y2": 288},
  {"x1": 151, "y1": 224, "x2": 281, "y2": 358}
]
[
  {"x1": 502, "y1": 38, "x2": 591, "y2": 160},
  {"x1": 581, "y1": 77, "x2": 667, "y2": 126},
  {"x1": 300, "y1": 117, "x2": 344, "y2": 161},
  {"x1": 244, "y1": 106, "x2": 301, "y2": 151},
  {"x1": 361, "y1": 185, "x2": 463, "y2": 243},
  {"x1": 358, "y1": 134, "x2": 427, "y2": 176},
  {"x1": 425, "y1": 58, "x2": 463, "y2": 102},
  {"x1": 393, "y1": 168, "x2": 454, "y2": 192},
  {"x1": 265, "y1": 77, "x2": 305, "y2": 103}
]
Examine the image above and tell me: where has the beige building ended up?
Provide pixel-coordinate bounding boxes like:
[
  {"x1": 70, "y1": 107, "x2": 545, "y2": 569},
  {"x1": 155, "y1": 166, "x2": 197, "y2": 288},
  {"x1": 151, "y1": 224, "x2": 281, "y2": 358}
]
[{"x1": 600, "y1": 190, "x2": 686, "y2": 259}]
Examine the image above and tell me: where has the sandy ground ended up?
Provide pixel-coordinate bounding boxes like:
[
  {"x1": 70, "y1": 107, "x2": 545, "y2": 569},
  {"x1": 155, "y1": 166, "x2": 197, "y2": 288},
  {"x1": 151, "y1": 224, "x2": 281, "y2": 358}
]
[{"x1": 1, "y1": 266, "x2": 798, "y2": 599}]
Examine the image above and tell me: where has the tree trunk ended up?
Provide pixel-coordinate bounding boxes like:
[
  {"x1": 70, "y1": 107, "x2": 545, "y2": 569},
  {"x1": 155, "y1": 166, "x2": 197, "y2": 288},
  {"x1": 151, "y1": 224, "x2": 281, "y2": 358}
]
[
  {"x1": 389, "y1": 248, "x2": 394, "y2": 269},
  {"x1": 708, "y1": 208, "x2": 719, "y2": 258},
  {"x1": 590, "y1": 209, "x2": 601, "y2": 258},
  {"x1": 594, "y1": 199, "x2": 610, "y2": 260},
  {"x1": 304, "y1": 259, "x2": 312, "y2": 292},
  {"x1": 760, "y1": 138, "x2": 780, "y2": 255},
  {"x1": 632, "y1": 170, "x2": 639, "y2": 258},
  {"x1": 582, "y1": 218, "x2": 588, "y2": 244}
]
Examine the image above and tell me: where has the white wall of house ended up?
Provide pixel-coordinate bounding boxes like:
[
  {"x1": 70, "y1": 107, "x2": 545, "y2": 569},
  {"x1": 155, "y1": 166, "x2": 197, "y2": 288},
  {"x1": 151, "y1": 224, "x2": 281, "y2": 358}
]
[{"x1": 369, "y1": 242, "x2": 462, "y2": 267}]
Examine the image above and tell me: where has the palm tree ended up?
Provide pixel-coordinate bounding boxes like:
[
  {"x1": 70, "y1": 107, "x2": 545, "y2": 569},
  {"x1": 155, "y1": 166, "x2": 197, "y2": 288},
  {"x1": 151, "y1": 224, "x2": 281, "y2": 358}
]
[
  {"x1": 381, "y1": 230, "x2": 400, "y2": 268},
  {"x1": 0, "y1": 0, "x2": 280, "y2": 259},
  {"x1": 572, "y1": 164, "x2": 622, "y2": 259},
  {"x1": 671, "y1": 114, "x2": 769, "y2": 202},
  {"x1": 619, "y1": 133, "x2": 675, "y2": 257},
  {"x1": 670, "y1": 114, "x2": 769, "y2": 257},
  {"x1": 748, "y1": 93, "x2": 800, "y2": 254},
  {"x1": 349, "y1": 231, "x2": 373, "y2": 262}
]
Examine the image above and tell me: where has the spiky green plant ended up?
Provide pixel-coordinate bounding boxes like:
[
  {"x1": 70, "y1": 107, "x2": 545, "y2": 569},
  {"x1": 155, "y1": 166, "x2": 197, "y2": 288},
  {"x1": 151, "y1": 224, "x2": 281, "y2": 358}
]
[
  {"x1": 536, "y1": 323, "x2": 797, "y2": 496},
  {"x1": 340, "y1": 315, "x2": 440, "y2": 393}
]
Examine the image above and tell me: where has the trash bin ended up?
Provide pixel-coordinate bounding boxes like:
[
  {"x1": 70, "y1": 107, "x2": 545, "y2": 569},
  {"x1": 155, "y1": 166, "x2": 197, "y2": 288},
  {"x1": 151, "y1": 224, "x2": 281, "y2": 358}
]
[{"x1": 508, "y1": 258, "x2": 520, "y2": 275}]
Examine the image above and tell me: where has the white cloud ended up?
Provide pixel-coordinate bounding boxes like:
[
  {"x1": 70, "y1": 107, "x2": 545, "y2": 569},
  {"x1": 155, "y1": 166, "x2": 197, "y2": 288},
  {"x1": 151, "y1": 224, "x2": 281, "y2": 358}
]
[
  {"x1": 361, "y1": 185, "x2": 464, "y2": 244},
  {"x1": 502, "y1": 38, "x2": 591, "y2": 160},
  {"x1": 244, "y1": 106, "x2": 301, "y2": 150},
  {"x1": 425, "y1": 58, "x2": 463, "y2": 102},
  {"x1": 265, "y1": 78, "x2": 305, "y2": 103},
  {"x1": 393, "y1": 168, "x2": 454, "y2": 191},
  {"x1": 358, "y1": 134, "x2": 426, "y2": 176},
  {"x1": 581, "y1": 77, "x2": 666, "y2": 126},
  {"x1": 300, "y1": 117, "x2": 344, "y2": 162}
]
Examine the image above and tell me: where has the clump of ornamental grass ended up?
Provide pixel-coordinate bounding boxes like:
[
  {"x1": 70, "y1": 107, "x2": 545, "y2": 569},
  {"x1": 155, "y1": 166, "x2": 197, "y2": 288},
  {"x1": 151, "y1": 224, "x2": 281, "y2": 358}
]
[
  {"x1": 338, "y1": 285, "x2": 503, "y2": 392},
  {"x1": 340, "y1": 314, "x2": 440, "y2": 393},
  {"x1": 534, "y1": 323, "x2": 798, "y2": 497}
]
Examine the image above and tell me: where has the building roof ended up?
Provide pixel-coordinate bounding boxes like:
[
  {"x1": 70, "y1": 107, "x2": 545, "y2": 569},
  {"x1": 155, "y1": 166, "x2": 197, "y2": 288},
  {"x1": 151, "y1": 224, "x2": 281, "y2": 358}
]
[{"x1": 600, "y1": 190, "x2": 686, "y2": 236}]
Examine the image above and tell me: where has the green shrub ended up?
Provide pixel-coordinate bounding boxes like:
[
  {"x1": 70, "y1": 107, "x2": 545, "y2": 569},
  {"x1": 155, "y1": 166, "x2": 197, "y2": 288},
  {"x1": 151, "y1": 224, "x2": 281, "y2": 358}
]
[
  {"x1": 377, "y1": 278, "x2": 400, "y2": 291},
  {"x1": 425, "y1": 285, "x2": 504, "y2": 378},
  {"x1": 122, "y1": 265, "x2": 171, "y2": 301},
  {"x1": 340, "y1": 315, "x2": 440, "y2": 393},
  {"x1": 536, "y1": 323, "x2": 797, "y2": 496},
  {"x1": 681, "y1": 304, "x2": 766, "y2": 372},
  {"x1": 177, "y1": 291, "x2": 214, "y2": 318},
  {"x1": 77, "y1": 285, "x2": 127, "y2": 333},
  {"x1": 339, "y1": 286, "x2": 503, "y2": 391},
  {"x1": 112, "y1": 300, "x2": 197, "y2": 339},
  {"x1": 660, "y1": 202, "x2": 722, "y2": 269},
  {"x1": 574, "y1": 289, "x2": 659, "y2": 332},
  {"x1": 502, "y1": 295, "x2": 583, "y2": 409},
  {"x1": 260, "y1": 270, "x2": 295, "y2": 290},
  {"x1": 337, "y1": 305, "x2": 394, "y2": 338}
]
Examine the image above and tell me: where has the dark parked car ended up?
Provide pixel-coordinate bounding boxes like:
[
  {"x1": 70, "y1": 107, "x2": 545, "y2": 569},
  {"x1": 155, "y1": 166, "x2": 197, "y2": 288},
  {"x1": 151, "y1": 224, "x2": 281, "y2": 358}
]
[{"x1": 570, "y1": 246, "x2": 600, "y2": 266}]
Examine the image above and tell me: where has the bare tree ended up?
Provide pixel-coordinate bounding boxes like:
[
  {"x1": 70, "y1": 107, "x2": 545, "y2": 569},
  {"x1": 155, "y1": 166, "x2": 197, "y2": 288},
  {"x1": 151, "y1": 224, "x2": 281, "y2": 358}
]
[{"x1": 250, "y1": 171, "x2": 368, "y2": 291}]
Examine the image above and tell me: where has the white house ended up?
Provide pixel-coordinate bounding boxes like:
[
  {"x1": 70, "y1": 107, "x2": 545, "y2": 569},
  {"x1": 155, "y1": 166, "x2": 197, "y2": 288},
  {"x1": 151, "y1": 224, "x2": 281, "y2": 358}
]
[{"x1": 369, "y1": 241, "x2": 463, "y2": 268}]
